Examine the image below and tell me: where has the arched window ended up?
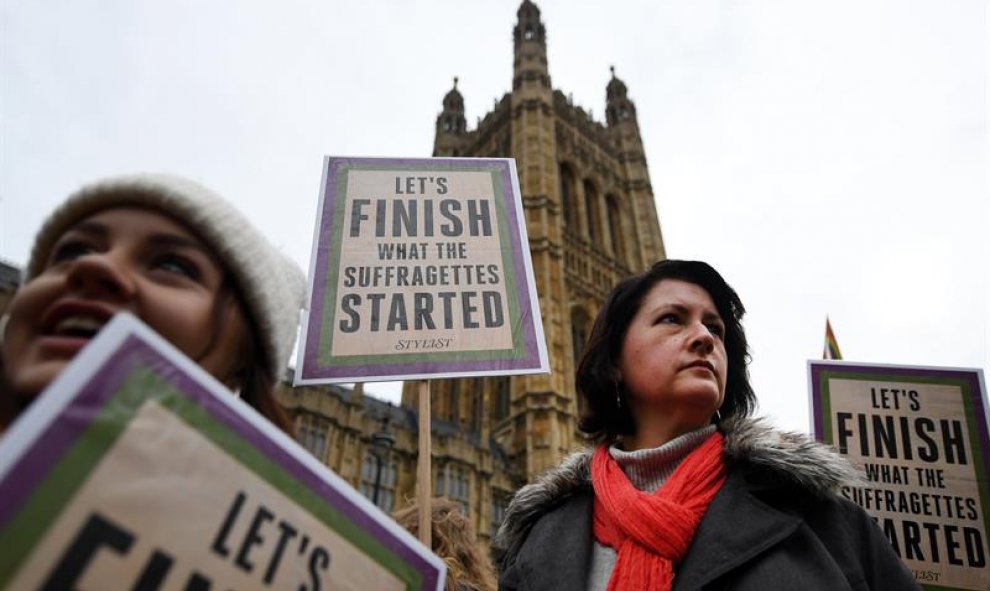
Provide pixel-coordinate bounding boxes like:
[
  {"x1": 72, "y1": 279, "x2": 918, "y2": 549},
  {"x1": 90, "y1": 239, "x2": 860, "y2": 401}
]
[
  {"x1": 491, "y1": 490, "x2": 511, "y2": 535},
  {"x1": 472, "y1": 379, "x2": 484, "y2": 430},
  {"x1": 583, "y1": 180, "x2": 599, "y2": 242},
  {"x1": 559, "y1": 164, "x2": 577, "y2": 232},
  {"x1": 606, "y1": 194, "x2": 625, "y2": 264},
  {"x1": 447, "y1": 380, "x2": 461, "y2": 422},
  {"x1": 435, "y1": 463, "x2": 471, "y2": 515},
  {"x1": 296, "y1": 414, "x2": 330, "y2": 461},
  {"x1": 494, "y1": 377, "x2": 511, "y2": 421},
  {"x1": 359, "y1": 452, "x2": 397, "y2": 512},
  {"x1": 571, "y1": 308, "x2": 592, "y2": 416}
]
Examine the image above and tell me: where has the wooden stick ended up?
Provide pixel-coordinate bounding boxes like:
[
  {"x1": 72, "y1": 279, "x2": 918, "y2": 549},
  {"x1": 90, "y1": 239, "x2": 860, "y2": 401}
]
[{"x1": 417, "y1": 379, "x2": 432, "y2": 547}]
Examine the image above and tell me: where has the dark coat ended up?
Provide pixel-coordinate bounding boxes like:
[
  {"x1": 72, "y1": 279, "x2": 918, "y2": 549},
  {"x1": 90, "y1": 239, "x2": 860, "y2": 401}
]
[{"x1": 495, "y1": 418, "x2": 920, "y2": 591}]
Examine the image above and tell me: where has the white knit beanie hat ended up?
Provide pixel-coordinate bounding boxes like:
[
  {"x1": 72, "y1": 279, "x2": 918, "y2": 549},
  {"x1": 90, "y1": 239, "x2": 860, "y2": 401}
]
[{"x1": 25, "y1": 174, "x2": 307, "y2": 379}]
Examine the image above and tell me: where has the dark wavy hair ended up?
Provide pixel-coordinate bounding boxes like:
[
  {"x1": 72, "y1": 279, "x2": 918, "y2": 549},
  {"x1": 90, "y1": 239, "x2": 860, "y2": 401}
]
[{"x1": 577, "y1": 259, "x2": 755, "y2": 443}]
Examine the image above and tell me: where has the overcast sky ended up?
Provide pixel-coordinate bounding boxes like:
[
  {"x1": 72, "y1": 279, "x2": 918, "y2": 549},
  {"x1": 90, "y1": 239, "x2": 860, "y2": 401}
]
[{"x1": 2, "y1": 0, "x2": 987, "y2": 433}]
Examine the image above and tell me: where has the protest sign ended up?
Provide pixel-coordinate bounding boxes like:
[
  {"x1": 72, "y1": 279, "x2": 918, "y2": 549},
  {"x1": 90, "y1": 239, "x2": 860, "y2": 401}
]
[
  {"x1": 295, "y1": 156, "x2": 549, "y2": 384},
  {"x1": 809, "y1": 360, "x2": 989, "y2": 590},
  {"x1": 0, "y1": 314, "x2": 445, "y2": 591}
]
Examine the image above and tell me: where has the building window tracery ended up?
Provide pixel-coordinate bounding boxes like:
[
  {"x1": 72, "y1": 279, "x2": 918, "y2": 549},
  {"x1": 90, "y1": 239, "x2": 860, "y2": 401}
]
[
  {"x1": 571, "y1": 308, "x2": 592, "y2": 416},
  {"x1": 359, "y1": 451, "x2": 397, "y2": 512},
  {"x1": 472, "y1": 379, "x2": 484, "y2": 430},
  {"x1": 447, "y1": 380, "x2": 461, "y2": 422},
  {"x1": 606, "y1": 194, "x2": 625, "y2": 264},
  {"x1": 494, "y1": 377, "x2": 511, "y2": 421},
  {"x1": 491, "y1": 490, "x2": 511, "y2": 535},
  {"x1": 583, "y1": 179, "x2": 599, "y2": 242},
  {"x1": 435, "y1": 463, "x2": 471, "y2": 515},
  {"x1": 296, "y1": 414, "x2": 330, "y2": 461},
  {"x1": 559, "y1": 164, "x2": 578, "y2": 232}
]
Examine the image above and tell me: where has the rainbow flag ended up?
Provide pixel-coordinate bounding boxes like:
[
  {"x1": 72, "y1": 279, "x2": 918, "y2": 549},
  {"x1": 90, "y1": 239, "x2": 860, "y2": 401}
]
[{"x1": 823, "y1": 318, "x2": 842, "y2": 360}]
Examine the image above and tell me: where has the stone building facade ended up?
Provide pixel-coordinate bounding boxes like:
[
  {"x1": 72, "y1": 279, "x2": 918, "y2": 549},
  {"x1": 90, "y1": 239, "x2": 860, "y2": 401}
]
[{"x1": 279, "y1": 0, "x2": 666, "y2": 547}]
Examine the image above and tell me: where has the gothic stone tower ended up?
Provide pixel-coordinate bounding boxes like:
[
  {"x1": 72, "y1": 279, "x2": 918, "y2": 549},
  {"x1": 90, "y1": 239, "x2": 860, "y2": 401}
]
[
  {"x1": 407, "y1": 0, "x2": 666, "y2": 482},
  {"x1": 279, "y1": 0, "x2": 666, "y2": 547}
]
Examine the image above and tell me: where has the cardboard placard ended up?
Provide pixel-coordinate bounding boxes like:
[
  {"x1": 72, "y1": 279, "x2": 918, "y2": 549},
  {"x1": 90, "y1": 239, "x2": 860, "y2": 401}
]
[
  {"x1": 295, "y1": 156, "x2": 549, "y2": 384},
  {"x1": 0, "y1": 314, "x2": 445, "y2": 591},
  {"x1": 810, "y1": 360, "x2": 989, "y2": 590}
]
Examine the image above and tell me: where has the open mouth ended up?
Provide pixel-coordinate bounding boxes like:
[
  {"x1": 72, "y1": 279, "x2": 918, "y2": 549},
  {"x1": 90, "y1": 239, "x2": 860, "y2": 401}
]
[
  {"x1": 51, "y1": 316, "x2": 106, "y2": 339},
  {"x1": 42, "y1": 301, "x2": 116, "y2": 342}
]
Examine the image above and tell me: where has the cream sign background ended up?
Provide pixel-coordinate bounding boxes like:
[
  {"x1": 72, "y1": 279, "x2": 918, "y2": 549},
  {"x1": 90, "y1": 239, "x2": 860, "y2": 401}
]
[
  {"x1": 0, "y1": 315, "x2": 445, "y2": 591},
  {"x1": 332, "y1": 168, "x2": 511, "y2": 355},
  {"x1": 809, "y1": 360, "x2": 989, "y2": 591},
  {"x1": 296, "y1": 157, "x2": 549, "y2": 385}
]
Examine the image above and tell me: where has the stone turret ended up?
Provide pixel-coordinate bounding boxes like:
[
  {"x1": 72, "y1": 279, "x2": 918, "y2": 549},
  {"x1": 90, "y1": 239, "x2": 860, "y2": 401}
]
[
  {"x1": 605, "y1": 66, "x2": 665, "y2": 265},
  {"x1": 433, "y1": 77, "x2": 469, "y2": 156}
]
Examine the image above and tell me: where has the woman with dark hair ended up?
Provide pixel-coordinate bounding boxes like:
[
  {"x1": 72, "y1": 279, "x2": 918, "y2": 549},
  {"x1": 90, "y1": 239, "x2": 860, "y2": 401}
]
[{"x1": 495, "y1": 260, "x2": 917, "y2": 590}]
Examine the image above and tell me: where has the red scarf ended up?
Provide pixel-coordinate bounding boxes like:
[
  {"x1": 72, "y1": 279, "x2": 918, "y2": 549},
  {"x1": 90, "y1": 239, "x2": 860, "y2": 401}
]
[{"x1": 591, "y1": 431, "x2": 727, "y2": 591}]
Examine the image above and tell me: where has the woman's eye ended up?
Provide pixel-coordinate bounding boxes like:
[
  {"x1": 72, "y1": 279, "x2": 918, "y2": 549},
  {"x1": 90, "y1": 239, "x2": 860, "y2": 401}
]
[
  {"x1": 657, "y1": 313, "x2": 679, "y2": 325},
  {"x1": 49, "y1": 240, "x2": 95, "y2": 264},
  {"x1": 154, "y1": 255, "x2": 201, "y2": 280},
  {"x1": 707, "y1": 323, "x2": 725, "y2": 339}
]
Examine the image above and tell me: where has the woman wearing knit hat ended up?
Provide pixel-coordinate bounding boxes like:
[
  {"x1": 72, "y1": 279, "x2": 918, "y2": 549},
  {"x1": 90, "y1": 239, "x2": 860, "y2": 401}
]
[
  {"x1": 495, "y1": 260, "x2": 919, "y2": 590},
  {"x1": 0, "y1": 174, "x2": 306, "y2": 434}
]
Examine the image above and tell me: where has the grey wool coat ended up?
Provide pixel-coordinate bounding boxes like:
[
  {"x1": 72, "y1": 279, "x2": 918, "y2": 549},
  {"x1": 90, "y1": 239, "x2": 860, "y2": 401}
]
[{"x1": 494, "y1": 418, "x2": 920, "y2": 591}]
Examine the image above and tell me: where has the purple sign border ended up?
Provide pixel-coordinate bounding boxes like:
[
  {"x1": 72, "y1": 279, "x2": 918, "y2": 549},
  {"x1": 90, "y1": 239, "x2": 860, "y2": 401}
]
[
  {"x1": 809, "y1": 360, "x2": 990, "y2": 490},
  {"x1": 0, "y1": 335, "x2": 439, "y2": 589},
  {"x1": 301, "y1": 156, "x2": 543, "y2": 381}
]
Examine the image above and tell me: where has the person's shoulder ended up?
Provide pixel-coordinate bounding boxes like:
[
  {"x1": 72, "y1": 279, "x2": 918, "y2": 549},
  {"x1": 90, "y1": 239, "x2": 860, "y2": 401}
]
[
  {"x1": 722, "y1": 416, "x2": 862, "y2": 499},
  {"x1": 493, "y1": 448, "x2": 593, "y2": 566}
]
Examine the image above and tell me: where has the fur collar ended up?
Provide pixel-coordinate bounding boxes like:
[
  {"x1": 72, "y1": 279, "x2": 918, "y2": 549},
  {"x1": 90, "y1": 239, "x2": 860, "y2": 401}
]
[{"x1": 494, "y1": 416, "x2": 861, "y2": 560}]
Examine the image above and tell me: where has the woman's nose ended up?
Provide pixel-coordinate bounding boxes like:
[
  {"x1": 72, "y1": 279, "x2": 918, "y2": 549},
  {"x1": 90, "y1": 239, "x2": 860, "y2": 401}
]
[
  {"x1": 65, "y1": 253, "x2": 137, "y2": 299},
  {"x1": 689, "y1": 322, "x2": 715, "y2": 353}
]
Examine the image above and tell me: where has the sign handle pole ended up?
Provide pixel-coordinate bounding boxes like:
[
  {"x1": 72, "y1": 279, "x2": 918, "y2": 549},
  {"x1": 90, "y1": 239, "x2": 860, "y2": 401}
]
[{"x1": 417, "y1": 379, "x2": 432, "y2": 547}]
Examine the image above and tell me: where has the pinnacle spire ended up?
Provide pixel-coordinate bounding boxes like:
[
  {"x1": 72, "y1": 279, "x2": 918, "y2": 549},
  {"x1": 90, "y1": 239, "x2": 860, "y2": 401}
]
[{"x1": 606, "y1": 67, "x2": 636, "y2": 126}]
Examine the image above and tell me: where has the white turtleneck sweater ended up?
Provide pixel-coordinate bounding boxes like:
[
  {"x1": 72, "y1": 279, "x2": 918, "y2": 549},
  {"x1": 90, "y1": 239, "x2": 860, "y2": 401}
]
[{"x1": 586, "y1": 425, "x2": 718, "y2": 591}]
